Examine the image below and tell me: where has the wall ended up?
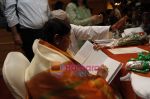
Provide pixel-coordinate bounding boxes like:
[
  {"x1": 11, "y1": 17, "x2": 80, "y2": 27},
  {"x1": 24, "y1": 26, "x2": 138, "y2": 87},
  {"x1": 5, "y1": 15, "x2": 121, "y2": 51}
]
[{"x1": 88, "y1": 0, "x2": 106, "y2": 14}]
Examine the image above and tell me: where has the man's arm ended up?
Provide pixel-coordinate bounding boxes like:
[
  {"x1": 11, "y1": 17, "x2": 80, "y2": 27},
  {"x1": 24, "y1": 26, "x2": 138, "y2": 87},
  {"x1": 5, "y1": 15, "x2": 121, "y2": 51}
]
[
  {"x1": 4, "y1": 0, "x2": 19, "y2": 27},
  {"x1": 71, "y1": 24, "x2": 112, "y2": 41},
  {"x1": 11, "y1": 26, "x2": 22, "y2": 45},
  {"x1": 4, "y1": 0, "x2": 22, "y2": 45}
]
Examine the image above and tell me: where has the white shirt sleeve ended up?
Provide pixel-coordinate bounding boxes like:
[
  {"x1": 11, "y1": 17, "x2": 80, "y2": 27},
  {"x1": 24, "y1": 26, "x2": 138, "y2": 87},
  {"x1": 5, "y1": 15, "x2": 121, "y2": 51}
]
[
  {"x1": 4, "y1": 0, "x2": 19, "y2": 27},
  {"x1": 69, "y1": 24, "x2": 112, "y2": 54},
  {"x1": 71, "y1": 24, "x2": 112, "y2": 41}
]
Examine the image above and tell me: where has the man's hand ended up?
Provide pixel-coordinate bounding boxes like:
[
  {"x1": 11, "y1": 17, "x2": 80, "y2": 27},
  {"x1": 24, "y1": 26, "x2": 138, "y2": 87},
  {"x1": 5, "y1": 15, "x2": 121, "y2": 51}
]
[
  {"x1": 93, "y1": 43, "x2": 105, "y2": 50},
  {"x1": 111, "y1": 15, "x2": 128, "y2": 31},
  {"x1": 13, "y1": 33, "x2": 22, "y2": 45},
  {"x1": 11, "y1": 26, "x2": 22, "y2": 45}
]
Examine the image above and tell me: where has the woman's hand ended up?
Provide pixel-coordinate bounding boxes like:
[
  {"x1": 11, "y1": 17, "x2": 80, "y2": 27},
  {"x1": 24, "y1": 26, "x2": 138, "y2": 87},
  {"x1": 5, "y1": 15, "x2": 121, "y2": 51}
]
[
  {"x1": 96, "y1": 64, "x2": 108, "y2": 79},
  {"x1": 111, "y1": 15, "x2": 128, "y2": 31},
  {"x1": 91, "y1": 14, "x2": 103, "y2": 25}
]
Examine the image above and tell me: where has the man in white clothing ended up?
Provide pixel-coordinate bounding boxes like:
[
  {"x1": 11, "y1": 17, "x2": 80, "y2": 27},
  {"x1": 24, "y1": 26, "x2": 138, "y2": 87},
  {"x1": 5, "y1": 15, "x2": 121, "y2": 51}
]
[
  {"x1": 4, "y1": 0, "x2": 51, "y2": 61},
  {"x1": 51, "y1": 10, "x2": 113, "y2": 54}
]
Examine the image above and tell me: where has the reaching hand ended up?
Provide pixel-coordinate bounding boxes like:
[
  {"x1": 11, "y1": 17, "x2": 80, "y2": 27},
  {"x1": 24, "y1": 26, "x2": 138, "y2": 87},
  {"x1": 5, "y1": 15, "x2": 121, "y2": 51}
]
[
  {"x1": 111, "y1": 15, "x2": 128, "y2": 31},
  {"x1": 91, "y1": 14, "x2": 103, "y2": 25},
  {"x1": 93, "y1": 43, "x2": 113, "y2": 50}
]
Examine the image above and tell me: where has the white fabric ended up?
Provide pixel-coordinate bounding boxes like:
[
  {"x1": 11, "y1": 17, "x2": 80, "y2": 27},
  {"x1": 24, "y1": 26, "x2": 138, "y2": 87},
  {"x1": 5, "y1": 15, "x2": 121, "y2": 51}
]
[
  {"x1": 2, "y1": 52, "x2": 30, "y2": 99},
  {"x1": 26, "y1": 40, "x2": 70, "y2": 81},
  {"x1": 131, "y1": 73, "x2": 150, "y2": 99},
  {"x1": 32, "y1": 39, "x2": 39, "y2": 54},
  {"x1": 4, "y1": 0, "x2": 50, "y2": 28},
  {"x1": 122, "y1": 27, "x2": 144, "y2": 37},
  {"x1": 120, "y1": 73, "x2": 131, "y2": 81},
  {"x1": 32, "y1": 24, "x2": 111, "y2": 55},
  {"x1": 51, "y1": 9, "x2": 111, "y2": 54},
  {"x1": 69, "y1": 24, "x2": 111, "y2": 54}
]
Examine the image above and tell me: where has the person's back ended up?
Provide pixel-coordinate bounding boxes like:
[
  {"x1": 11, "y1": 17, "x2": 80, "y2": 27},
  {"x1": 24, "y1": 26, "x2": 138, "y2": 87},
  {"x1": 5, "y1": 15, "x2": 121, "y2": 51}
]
[
  {"x1": 5, "y1": 0, "x2": 50, "y2": 29},
  {"x1": 4, "y1": 0, "x2": 50, "y2": 61}
]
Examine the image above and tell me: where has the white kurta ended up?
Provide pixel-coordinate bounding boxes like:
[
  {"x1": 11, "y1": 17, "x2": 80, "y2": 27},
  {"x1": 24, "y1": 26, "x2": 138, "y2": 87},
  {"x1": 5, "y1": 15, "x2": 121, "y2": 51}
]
[{"x1": 69, "y1": 24, "x2": 112, "y2": 54}]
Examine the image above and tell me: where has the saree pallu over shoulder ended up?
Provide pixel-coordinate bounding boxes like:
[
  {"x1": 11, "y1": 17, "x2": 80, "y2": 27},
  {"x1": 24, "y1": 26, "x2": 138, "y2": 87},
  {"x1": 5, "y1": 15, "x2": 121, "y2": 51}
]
[{"x1": 25, "y1": 39, "x2": 116, "y2": 99}]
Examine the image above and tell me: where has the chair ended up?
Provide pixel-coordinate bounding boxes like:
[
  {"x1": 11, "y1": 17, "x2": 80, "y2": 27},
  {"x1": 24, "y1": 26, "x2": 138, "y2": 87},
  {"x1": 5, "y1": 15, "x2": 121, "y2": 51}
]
[
  {"x1": 2, "y1": 52, "x2": 30, "y2": 99},
  {"x1": 130, "y1": 73, "x2": 150, "y2": 99},
  {"x1": 120, "y1": 72, "x2": 150, "y2": 99}
]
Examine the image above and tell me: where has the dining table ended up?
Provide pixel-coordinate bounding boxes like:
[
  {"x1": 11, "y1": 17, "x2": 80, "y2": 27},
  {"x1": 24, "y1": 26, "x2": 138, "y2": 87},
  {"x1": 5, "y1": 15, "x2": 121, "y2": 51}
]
[{"x1": 101, "y1": 44, "x2": 150, "y2": 99}]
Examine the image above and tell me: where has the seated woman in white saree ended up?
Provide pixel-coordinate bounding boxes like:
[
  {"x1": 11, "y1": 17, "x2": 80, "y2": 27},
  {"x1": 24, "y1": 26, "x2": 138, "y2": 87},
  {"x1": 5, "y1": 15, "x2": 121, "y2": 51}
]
[{"x1": 25, "y1": 18, "x2": 116, "y2": 99}]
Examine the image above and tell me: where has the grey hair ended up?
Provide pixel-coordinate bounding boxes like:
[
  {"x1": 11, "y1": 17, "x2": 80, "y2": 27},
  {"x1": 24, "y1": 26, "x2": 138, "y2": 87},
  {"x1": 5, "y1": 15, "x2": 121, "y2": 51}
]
[{"x1": 51, "y1": 9, "x2": 70, "y2": 23}]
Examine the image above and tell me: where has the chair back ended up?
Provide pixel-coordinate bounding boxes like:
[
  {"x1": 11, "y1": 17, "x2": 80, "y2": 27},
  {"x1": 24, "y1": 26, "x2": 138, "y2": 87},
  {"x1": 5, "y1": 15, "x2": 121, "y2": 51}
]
[
  {"x1": 131, "y1": 73, "x2": 150, "y2": 99},
  {"x1": 2, "y1": 52, "x2": 30, "y2": 99}
]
